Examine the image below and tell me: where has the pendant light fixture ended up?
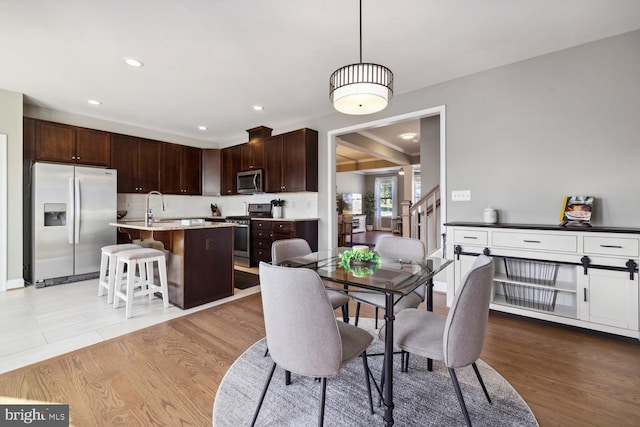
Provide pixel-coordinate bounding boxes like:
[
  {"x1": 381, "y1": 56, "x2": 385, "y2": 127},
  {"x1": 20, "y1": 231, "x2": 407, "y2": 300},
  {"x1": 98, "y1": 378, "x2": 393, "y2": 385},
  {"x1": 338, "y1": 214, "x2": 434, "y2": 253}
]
[
  {"x1": 329, "y1": 0, "x2": 393, "y2": 115},
  {"x1": 398, "y1": 167, "x2": 405, "y2": 176}
]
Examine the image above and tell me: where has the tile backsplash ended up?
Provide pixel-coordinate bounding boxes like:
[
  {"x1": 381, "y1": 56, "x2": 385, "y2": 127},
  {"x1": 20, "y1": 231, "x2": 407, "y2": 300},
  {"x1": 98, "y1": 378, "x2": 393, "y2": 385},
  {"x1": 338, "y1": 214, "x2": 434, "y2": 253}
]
[{"x1": 118, "y1": 192, "x2": 319, "y2": 220}]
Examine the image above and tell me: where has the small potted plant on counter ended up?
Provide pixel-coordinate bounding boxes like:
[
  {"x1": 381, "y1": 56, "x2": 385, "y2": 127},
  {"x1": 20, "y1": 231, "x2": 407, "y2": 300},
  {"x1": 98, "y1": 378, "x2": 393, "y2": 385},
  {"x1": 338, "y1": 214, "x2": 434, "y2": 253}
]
[{"x1": 271, "y1": 199, "x2": 285, "y2": 218}]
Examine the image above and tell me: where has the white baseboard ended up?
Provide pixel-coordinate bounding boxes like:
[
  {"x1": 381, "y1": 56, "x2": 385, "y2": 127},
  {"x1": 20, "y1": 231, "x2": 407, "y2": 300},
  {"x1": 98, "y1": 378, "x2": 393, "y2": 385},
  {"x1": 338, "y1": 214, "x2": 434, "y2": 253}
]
[
  {"x1": 5, "y1": 278, "x2": 24, "y2": 290},
  {"x1": 433, "y1": 279, "x2": 447, "y2": 293}
]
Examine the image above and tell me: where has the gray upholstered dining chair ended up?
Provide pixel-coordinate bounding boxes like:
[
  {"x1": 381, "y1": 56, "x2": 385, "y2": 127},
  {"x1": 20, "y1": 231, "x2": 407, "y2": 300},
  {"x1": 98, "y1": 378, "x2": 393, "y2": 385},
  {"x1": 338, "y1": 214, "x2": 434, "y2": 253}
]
[
  {"x1": 380, "y1": 255, "x2": 495, "y2": 427},
  {"x1": 351, "y1": 235, "x2": 426, "y2": 328},
  {"x1": 272, "y1": 238, "x2": 350, "y2": 322},
  {"x1": 252, "y1": 262, "x2": 374, "y2": 426}
]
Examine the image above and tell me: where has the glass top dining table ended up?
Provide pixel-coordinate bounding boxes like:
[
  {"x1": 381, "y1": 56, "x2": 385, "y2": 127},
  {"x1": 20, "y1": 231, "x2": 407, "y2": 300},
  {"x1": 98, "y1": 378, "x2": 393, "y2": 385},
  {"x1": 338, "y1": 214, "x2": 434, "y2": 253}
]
[{"x1": 276, "y1": 247, "x2": 453, "y2": 426}]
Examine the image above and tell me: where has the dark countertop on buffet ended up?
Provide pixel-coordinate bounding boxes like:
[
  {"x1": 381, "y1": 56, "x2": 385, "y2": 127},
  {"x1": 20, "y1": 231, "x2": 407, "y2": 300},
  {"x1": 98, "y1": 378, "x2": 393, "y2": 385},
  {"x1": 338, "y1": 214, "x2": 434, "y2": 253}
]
[
  {"x1": 445, "y1": 222, "x2": 640, "y2": 234},
  {"x1": 249, "y1": 218, "x2": 319, "y2": 222}
]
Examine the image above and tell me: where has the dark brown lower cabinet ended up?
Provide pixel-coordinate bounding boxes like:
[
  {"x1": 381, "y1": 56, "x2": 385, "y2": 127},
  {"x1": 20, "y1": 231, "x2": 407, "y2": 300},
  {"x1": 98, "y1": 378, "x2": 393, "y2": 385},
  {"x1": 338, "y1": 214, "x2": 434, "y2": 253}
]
[
  {"x1": 251, "y1": 220, "x2": 318, "y2": 265},
  {"x1": 116, "y1": 225, "x2": 234, "y2": 309}
]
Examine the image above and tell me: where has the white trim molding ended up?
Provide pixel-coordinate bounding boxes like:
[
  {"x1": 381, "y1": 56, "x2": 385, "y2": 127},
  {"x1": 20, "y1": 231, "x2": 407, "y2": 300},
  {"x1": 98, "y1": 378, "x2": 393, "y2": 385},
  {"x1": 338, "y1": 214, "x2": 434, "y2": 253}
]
[
  {"x1": 327, "y1": 105, "x2": 447, "y2": 248},
  {"x1": 0, "y1": 134, "x2": 7, "y2": 291}
]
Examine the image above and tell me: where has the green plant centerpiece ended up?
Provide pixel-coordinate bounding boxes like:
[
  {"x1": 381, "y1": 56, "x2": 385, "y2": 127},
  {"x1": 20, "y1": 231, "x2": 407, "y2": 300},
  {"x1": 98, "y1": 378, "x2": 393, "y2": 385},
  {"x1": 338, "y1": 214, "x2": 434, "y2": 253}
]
[{"x1": 338, "y1": 247, "x2": 381, "y2": 277}]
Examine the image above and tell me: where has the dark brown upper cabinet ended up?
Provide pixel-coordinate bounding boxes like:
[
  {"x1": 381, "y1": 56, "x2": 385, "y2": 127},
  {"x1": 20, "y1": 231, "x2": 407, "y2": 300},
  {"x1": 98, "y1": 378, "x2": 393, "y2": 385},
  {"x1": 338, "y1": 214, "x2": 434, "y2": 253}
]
[
  {"x1": 202, "y1": 149, "x2": 221, "y2": 196},
  {"x1": 110, "y1": 134, "x2": 161, "y2": 193},
  {"x1": 161, "y1": 143, "x2": 202, "y2": 195},
  {"x1": 35, "y1": 120, "x2": 110, "y2": 166},
  {"x1": 265, "y1": 128, "x2": 318, "y2": 192},
  {"x1": 240, "y1": 126, "x2": 272, "y2": 171},
  {"x1": 221, "y1": 145, "x2": 242, "y2": 195}
]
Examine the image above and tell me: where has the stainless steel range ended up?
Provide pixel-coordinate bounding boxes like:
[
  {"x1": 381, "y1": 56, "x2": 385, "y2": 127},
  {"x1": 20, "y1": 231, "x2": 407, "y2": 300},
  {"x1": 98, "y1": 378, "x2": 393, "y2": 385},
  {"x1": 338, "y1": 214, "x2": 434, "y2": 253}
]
[{"x1": 225, "y1": 203, "x2": 272, "y2": 267}]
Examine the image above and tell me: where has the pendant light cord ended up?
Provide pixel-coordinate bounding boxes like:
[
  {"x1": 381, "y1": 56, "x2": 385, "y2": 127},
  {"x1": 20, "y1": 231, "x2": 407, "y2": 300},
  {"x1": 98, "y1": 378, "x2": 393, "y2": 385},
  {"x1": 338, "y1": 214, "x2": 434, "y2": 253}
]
[{"x1": 359, "y1": 0, "x2": 362, "y2": 64}]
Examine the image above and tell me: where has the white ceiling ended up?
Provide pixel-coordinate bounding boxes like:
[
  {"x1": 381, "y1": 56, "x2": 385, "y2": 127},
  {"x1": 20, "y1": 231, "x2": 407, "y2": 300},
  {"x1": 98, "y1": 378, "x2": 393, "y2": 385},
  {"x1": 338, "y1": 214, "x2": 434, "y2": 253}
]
[{"x1": 2, "y1": 0, "x2": 640, "y2": 148}]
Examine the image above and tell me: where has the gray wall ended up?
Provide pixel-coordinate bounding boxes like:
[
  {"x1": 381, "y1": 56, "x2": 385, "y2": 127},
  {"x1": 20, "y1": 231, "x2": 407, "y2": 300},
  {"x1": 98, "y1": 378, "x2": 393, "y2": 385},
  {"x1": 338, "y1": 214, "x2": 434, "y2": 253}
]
[
  {"x1": 306, "y1": 29, "x2": 640, "y2": 249},
  {"x1": 420, "y1": 115, "x2": 440, "y2": 195},
  {"x1": 4, "y1": 30, "x2": 639, "y2": 267},
  {"x1": 336, "y1": 172, "x2": 365, "y2": 195}
]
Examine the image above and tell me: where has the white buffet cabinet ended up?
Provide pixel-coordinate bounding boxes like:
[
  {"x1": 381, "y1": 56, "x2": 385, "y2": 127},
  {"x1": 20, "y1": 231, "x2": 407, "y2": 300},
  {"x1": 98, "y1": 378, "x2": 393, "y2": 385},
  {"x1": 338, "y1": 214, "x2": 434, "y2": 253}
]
[{"x1": 445, "y1": 223, "x2": 639, "y2": 340}]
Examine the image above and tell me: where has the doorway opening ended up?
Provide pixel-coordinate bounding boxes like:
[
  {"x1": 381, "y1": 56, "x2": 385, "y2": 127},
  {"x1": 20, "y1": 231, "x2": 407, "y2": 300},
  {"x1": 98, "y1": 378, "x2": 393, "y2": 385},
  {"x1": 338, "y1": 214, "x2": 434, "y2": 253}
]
[{"x1": 327, "y1": 105, "x2": 446, "y2": 249}]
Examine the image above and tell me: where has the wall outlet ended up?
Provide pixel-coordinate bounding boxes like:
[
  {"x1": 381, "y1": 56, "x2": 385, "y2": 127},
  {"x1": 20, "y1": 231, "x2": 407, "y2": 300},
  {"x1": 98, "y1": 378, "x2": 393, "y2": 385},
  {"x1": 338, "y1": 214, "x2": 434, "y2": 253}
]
[
  {"x1": 205, "y1": 238, "x2": 214, "y2": 250},
  {"x1": 451, "y1": 190, "x2": 471, "y2": 201}
]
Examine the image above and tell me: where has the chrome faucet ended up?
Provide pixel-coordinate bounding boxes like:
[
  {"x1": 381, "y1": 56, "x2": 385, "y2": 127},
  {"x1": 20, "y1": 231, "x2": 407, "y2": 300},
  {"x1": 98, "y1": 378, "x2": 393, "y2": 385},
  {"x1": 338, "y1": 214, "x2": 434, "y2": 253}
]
[{"x1": 145, "y1": 191, "x2": 165, "y2": 226}]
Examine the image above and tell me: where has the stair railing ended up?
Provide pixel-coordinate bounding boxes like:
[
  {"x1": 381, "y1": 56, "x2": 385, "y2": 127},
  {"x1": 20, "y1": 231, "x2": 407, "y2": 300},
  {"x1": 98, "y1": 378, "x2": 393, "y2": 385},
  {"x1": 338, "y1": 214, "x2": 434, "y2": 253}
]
[{"x1": 406, "y1": 184, "x2": 441, "y2": 254}]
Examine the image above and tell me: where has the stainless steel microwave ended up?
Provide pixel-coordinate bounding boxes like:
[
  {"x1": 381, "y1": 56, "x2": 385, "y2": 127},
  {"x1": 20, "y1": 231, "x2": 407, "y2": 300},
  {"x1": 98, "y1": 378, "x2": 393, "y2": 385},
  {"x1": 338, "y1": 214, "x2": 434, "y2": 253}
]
[{"x1": 237, "y1": 169, "x2": 263, "y2": 194}]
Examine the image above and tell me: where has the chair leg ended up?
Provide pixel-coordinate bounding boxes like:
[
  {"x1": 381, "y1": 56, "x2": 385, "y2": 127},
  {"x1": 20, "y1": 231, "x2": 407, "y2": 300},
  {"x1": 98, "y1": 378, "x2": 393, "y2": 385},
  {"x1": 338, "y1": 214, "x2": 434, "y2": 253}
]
[
  {"x1": 251, "y1": 362, "x2": 276, "y2": 427},
  {"x1": 374, "y1": 307, "x2": 379, "y2": 329},
  {"x1": 472, "y1": 362, "x2": 492, "y2": 404},
  {"x1": 319, "y1": 377, "x2": 327, "y2": 427},
  {"x1": 341, "y1": 302, "x2": 349, "y2": 323},
  {"x1": 448, "y1": 367, "x2": 472, "y2": 427},
  {"x1": 401, "y1": 350, "x2": 410, "y2": 372},
  {"x1": 354, "y1": 302, "x2": 361, "y2": 326},
  {"x1": 361, "y1": 351, "x2": 374, "y2": 414}
]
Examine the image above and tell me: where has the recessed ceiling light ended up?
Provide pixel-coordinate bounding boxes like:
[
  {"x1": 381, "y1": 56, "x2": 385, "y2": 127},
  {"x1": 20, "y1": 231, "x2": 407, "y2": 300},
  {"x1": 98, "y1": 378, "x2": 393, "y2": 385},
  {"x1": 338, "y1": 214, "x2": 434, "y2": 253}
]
[
  {"x1": 198, "y1": 126, "x2": 208, "y2": 131},
  {"x1": 124, "y1": 57, "x2": 144, "y2": 68},
  {"x1": 87, "y1": 99, "x2": 102, "y2": 105},
  {"x1": 252, "y1": 105, "x2": 264, "y2": 111},
  {"x1": 399, "y1": 132, "x2": 416, "y2": 140}
]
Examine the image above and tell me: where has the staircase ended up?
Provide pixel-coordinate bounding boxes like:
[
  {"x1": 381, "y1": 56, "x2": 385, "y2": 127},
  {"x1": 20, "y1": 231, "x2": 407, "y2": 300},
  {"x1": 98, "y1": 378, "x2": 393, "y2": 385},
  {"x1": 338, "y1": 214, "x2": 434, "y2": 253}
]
[{"x1": 402, "y1": 184, "x2": 441, "y2": 255}]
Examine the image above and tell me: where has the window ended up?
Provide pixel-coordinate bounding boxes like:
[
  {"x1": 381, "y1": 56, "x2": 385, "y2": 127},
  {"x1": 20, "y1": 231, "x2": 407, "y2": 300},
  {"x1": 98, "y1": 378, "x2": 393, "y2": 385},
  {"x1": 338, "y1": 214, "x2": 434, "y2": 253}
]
[
  {"x1": 374, "y1": 176, "x2": 397, "y2": 229},
  {"x1": 414, "y1": 171, "x2": 421, "y2": 202},
  {"x1": 379, "y1": 181, "x2": 393, "y2": 217}
]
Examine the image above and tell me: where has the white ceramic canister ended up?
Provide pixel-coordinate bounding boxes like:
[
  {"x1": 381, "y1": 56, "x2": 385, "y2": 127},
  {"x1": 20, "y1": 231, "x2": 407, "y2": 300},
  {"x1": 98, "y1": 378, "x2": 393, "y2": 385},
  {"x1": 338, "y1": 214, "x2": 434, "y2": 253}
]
[
  {"x1": 483, "y1": 207, "x2": 497, "y2": 224},
  {"x1": 272, "y1": 206, "x2": 283, "y2": 219}
]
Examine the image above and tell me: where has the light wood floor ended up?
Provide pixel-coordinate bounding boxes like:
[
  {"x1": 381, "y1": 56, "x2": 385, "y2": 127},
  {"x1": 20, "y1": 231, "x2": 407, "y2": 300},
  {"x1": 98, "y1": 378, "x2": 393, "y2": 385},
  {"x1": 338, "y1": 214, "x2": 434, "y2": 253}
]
[{"x1": 0, "y1": 290, "x2": 638, "y2": 426}]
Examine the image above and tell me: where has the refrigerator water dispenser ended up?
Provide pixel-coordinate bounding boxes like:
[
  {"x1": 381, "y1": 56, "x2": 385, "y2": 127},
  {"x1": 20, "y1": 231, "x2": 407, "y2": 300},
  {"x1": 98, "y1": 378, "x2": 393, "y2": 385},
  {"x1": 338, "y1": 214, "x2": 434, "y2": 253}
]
[{"x1": 44, "y1": 203, "x2": 67, "y2": 226}]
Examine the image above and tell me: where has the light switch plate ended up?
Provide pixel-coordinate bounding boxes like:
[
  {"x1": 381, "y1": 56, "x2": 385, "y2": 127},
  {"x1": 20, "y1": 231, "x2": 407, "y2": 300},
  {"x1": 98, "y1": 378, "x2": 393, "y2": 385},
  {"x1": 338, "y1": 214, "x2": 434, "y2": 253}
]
[{"x1": 451, "y1": 190, "x2": 471, "y2": 201}]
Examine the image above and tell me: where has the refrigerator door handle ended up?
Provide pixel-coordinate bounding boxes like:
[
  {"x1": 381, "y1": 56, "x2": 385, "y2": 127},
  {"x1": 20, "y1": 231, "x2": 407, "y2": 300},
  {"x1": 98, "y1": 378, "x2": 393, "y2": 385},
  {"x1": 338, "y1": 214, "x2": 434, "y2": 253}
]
[
  {"x1": 68, "y1": 177, "x2": 75, "y2": 245},
  {"x1": 74, "y1": 178, "x2": 81, "y2": 244}
]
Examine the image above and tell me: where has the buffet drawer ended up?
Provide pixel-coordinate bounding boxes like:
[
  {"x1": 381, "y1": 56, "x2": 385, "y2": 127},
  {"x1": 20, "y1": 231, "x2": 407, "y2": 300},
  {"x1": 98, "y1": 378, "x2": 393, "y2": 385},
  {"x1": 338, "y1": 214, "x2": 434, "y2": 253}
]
[
  {"x1": 492, "y1": 231, "x2": 577, "y2": 252},
  {"x1": 453, "y1": 229, "x2": 488, "y2": 246},
  {"x1": 583, "y1": 236, "x2": 639, "y2": 257}
]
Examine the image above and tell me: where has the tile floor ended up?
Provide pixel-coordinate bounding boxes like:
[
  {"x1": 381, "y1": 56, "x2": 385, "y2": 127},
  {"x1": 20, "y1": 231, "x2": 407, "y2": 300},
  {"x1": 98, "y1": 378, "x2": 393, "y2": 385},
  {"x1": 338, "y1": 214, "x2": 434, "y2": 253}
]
[{"x1": 0, "y1": 270, "x2": 260, "y2": 374}]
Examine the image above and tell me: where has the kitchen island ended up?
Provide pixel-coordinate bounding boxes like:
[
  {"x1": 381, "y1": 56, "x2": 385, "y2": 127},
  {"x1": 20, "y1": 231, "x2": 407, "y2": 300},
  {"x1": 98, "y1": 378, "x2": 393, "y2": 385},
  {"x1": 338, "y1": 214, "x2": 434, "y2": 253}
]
[{"x1": 111, "y1": 220, "x2": 235, "y2": 309}]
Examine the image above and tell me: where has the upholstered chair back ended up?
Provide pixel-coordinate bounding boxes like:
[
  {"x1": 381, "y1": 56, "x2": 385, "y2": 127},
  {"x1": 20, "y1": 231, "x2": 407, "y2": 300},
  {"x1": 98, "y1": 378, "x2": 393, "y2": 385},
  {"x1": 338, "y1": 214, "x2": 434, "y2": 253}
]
[
  {"x1": 271, "y1": 238, "x2": 312, "y2": 265},
  {"x1": 259, "y1": 262, "x2": 343, "y2": 377},
  {"x1": 443, "y1": 255, "x2": 494, "y2": 368}
]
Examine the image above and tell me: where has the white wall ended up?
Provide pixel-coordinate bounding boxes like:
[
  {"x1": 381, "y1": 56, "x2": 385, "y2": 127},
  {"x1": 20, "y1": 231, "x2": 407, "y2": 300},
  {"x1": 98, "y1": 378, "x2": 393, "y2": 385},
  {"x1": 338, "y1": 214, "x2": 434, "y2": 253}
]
[{"x1": 0, "y1": 88, "x2": 23, "y2": 289}]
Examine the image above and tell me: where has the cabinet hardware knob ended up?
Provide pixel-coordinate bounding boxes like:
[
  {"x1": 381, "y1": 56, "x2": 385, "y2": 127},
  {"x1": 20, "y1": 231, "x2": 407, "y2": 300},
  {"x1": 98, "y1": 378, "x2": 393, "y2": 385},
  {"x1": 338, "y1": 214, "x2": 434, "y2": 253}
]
[
  {"x1": 625, "y1": 259, "x2": 637, "y2": 280},
  {"x1": 581, "y1": 256, "x2": 590, "y2": 275},
  {"x1": 523, "y1": 240, "x2": 541, "y2": 243},
  {"x1": 583, "y1": 288, "x2": 587, "y2": 302},
  {"x1": 463, "y1": 236, "x2": 477, "y2": 239},
  {"x1": 600, "y1": 245, "x2": 623, "y2": 249}
]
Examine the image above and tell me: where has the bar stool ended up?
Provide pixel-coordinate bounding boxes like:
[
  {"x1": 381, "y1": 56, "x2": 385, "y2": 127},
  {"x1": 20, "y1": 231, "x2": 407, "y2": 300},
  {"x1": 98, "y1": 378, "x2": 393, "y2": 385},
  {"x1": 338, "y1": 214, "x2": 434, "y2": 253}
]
[
  {"x1": 113, "y1": 248, "x2": 170, "y2": 319},
  {"x1": 98, "y1": 243, "x2": 142, "y2": 304}
]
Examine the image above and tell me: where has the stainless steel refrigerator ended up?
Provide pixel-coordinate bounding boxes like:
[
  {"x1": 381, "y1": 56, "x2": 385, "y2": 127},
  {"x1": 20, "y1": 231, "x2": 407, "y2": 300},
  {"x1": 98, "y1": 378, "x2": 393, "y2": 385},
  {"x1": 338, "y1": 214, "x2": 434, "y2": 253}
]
[{"x1": 32, "y1": 162, "x2": 117, "y2": 287}]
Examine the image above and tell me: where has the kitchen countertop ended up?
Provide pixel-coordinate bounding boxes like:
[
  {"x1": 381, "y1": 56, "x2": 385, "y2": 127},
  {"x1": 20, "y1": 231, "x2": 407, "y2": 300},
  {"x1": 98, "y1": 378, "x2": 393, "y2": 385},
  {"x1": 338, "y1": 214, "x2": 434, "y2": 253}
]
[{"x1": 110, "y1": 221, "x2": 235, "y2": 231}]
